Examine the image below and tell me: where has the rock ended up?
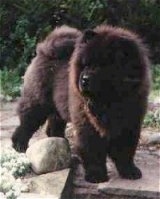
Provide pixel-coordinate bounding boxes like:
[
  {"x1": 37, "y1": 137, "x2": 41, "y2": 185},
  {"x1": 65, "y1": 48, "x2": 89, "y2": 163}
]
[
  {"x1": 27, "y1": 169, "x2": 71, "y2": 198},
  {"x1": 18, "y1": 193, "x2": 54, "y2": 199},
  {"x1": 147, "y1": 133, "x2": 160, "y2": 145},
  {"x1": 26, "y1": 138, "x2": 71, "y2": 174}
]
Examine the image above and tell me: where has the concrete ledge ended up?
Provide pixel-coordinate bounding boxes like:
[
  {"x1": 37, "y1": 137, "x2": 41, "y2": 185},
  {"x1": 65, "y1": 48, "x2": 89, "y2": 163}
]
[
  {"x1": 98, "y1": 151, "x2": 160, "y2": 199},
  {"x1": 98, "y1": 186, "x2": 159, "y2": 199},
  {"x1": 26, "y1": 168, "x2": 73, "y2": 199},
  {"x1": 18, "y1": 193, "x2": 55, "y2": 199},
  {"x1": 73, "y1": 150, "x2": 160, "y2": 199}
]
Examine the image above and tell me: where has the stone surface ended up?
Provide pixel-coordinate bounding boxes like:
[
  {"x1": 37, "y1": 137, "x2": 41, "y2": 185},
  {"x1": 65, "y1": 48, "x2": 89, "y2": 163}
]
[
  {"x1": 26, "y1": 137, "x2": 71, "y2": 174},
  {"x1": 146, "y1": 133, "x2": 160, "y2": 145},
  {"x1": 73, "y1": 150, "x2": 160, "y2": 199},
  {"x1": 24, "y1": 169, "x2": 72, "y2": 199},
  {"x1": 140, "y1": 129, "x2": 160, "y2": 146},
  {"x1": 1, "y1": 116, "x2": 19, "y2": 127},
  {"x1": 18, "y1": 193, "x2": 54, "y2": 199}
]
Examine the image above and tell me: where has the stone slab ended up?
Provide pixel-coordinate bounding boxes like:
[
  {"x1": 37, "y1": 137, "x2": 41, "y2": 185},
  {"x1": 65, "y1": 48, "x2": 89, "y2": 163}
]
[
  {"x1": 0, "y1": 137, "x2": 12, "y2": 148},
  {"x1": 73, "y1": 150, "x2": 160, "y2": 199},
  {"x1": 0, "y1": 128, "x2": 13, "y2": 138},
  {"x1": 18, "y1": 193, "x2": 55, "y2": 199},
  {"x1": 26, "y1": 169, "x2": 72, "y2": 199}
]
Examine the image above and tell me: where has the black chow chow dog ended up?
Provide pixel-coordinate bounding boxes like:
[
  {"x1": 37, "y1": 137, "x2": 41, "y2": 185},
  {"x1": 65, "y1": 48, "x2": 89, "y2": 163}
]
[{"x1": 12, "y1": 25, "x2": 151, "y2": 183}]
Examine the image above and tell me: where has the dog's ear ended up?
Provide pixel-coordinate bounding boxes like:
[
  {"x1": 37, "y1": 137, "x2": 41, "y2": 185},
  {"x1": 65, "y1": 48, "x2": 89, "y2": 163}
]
[{"x1": 81, "y1": 29, "x2": 97, "y2": 43}]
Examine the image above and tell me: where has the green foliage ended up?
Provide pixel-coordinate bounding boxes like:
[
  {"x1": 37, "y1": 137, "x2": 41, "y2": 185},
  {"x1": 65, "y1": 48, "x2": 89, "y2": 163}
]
[
  {"x1": 0, "y1": 147, "x2": 30, "y2": 199},
  {"x1": 105, "y1": 0, "x2": 160, "y2": 64},
  {"x1": 58, "y1": 0, "x2": 107, "y2": 28},
  {"x1": 151, "y1": 64, "x2": 160, "y2": 91},
  {"x1": 143, "y1": 109, "x2": 160, "y2": 129},
  {"x1": 1, "y1": 0, "x2": 160, "y2": 73},
  {"x1": 0, "y1": 68, "x2": 21, "y2": 100},
  {"x1": 149, "y1": 64, "x2": 160, "y2": 100},
  {"x1": 0, "y1": 148, "x2": 31, "y2": 178}
]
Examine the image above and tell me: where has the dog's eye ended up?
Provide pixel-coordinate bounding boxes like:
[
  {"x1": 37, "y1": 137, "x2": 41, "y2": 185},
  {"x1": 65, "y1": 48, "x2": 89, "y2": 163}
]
[{"x1": 80, "y1": 63, "x2": 89, "y2": 70}]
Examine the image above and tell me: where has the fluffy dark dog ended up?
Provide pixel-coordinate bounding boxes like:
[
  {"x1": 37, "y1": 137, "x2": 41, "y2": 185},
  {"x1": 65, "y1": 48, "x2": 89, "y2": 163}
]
[
  {"x1": 69, "y1": 25, "x2": 151, "y2": 183},
  {"x1": 12, "y1": 25, "x2": 151, "y2": 183}
]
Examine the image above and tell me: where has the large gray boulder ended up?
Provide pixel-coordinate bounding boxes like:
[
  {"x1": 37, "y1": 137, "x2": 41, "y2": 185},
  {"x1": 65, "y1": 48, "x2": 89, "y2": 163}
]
[{"x1": 26, "y1": 138, "x2": 71, "y2": 174}]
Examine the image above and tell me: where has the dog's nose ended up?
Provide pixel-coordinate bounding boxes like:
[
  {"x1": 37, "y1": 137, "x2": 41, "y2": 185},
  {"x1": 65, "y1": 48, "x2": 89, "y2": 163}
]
[
  {"x1": 79, "y1": 73, "x2": 90, "y2": 92},
  {"x1": 81, "y1": 74, "x2": 89, "y2": 88}
]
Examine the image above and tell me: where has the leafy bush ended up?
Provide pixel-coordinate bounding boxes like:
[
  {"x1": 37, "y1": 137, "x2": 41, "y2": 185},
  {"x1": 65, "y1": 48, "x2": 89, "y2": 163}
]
[
  {"x1": 0, "y1": 68, "x2": 22, "y2": 100},
  {"x1": 143, "y1": 109, "x2": 160, "y2": 129},
  {"x1": 149, "y1": 64, "x2": 160, "y2": 101},
  {"x1": 151, "y1": 64, "x2": 160, "y2": 91},
  {"x1": 1, "y1": 0, "x2": 160, "y2": 74},
  {"x1": 1, "y1": 0, "x2": 106, "y2": 72},
  {"x1": 0, "y1": 147, "x2": 31, "y2": 199},
  {"x1": 105, "y1": 0, "x2": 160, "y2": 63}
]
